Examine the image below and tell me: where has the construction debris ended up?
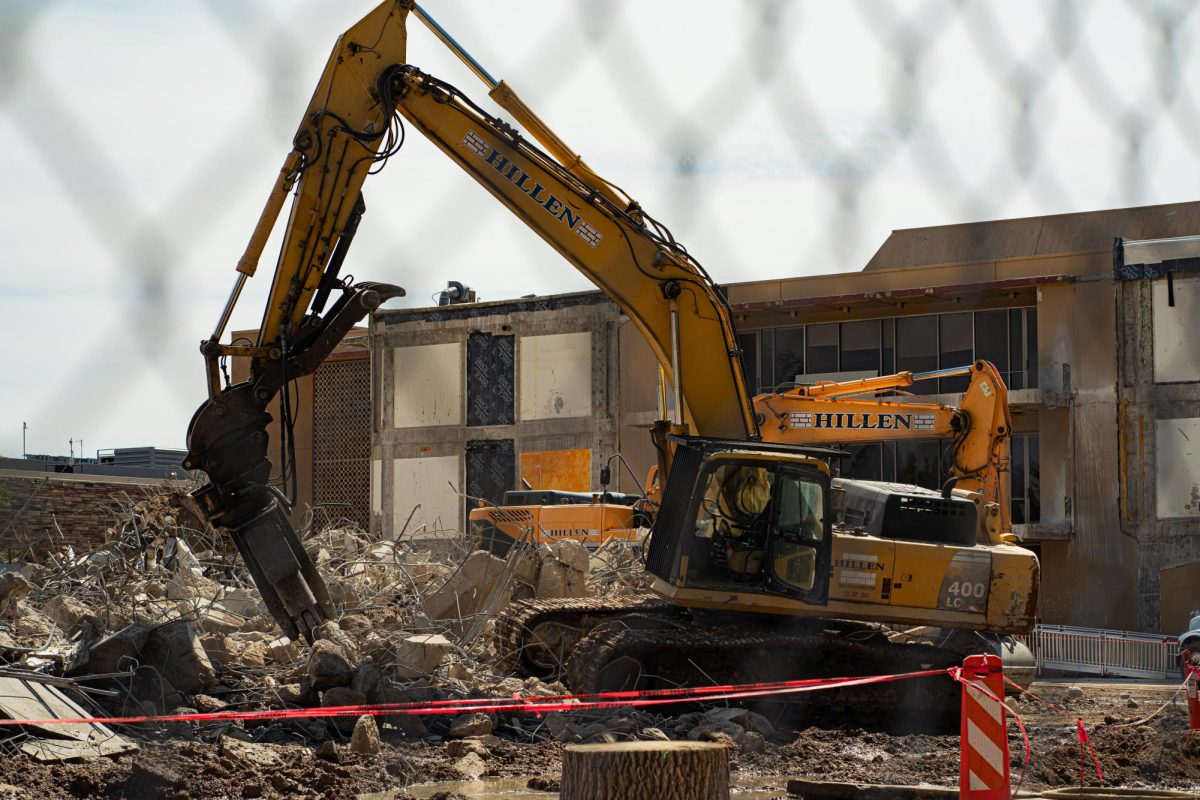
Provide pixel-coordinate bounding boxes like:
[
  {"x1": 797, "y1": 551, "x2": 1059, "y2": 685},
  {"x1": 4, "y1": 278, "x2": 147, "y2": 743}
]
[
  {"x1": 0, "y1": 676, "x2": 137, "y2": 762},
  {"x1": 0, "y1": 488, "x2": 651, "y2": 764},
  {"x1": 0, "y1": 487, "x2": 1195, "y2": 798}
]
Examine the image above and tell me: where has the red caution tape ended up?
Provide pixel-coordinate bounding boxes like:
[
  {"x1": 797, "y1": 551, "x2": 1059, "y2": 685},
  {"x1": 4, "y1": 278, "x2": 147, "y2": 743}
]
[
  {"x1": 1003, "y1": 677, "x2": 1104, "y2": 788},
  {"x1": 0, "y1": 668, "x2": 951, "y2": 728},
  {"x1": 1076, "y1": 718, "x2": 1103, "y2": 788}
]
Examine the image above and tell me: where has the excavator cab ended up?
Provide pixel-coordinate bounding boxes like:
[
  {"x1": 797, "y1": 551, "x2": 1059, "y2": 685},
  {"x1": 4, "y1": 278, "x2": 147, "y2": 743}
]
[{"x1": 645, "y1": 437, "x2": 836, "y2": 606}]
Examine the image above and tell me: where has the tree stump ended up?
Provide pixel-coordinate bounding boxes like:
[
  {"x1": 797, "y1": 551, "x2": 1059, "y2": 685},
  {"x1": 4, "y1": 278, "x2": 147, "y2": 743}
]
[{"x1": 560, "y1": 741, "x2": 730, "y2": 800}]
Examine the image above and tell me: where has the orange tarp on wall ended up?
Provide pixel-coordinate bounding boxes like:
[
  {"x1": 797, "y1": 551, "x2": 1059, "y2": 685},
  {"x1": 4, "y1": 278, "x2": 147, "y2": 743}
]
[{"x1": 520, "y1": 449, "x2": 591, "y2": 492}]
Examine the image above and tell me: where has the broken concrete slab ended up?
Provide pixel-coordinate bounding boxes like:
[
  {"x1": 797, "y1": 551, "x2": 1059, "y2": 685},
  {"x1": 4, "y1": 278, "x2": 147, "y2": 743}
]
[
  {"x1": 549, "y1": 539, "x2": 591, "y2": 574},
  {"x1": 393, "y1": 633, "x2": 453, "y2": 679},
  {"x1": 449, "y1": 712, "x2": 493, "y2": 738},
  {"x1": 453, "y1": 752, "x2": 487, "y2": 779},
  {"x1": 42, "y1": 595, "x2": 103, "y2": 640},
  {"x1": 445, "y1": 738, "x2": 489, "y2": 759},
  {"x1": 687, "y1": 717, "x2": 744, "y2": 745},
  {"x1": 219, "y1": 587, "x2": 267, "y2": 619},
  {"x1": 0, "y1": 573, "x2": 32, "y2": 617},
  {"x1": 534, "y1": 558, "x2": 585, "y2": 599},
  {"x1": 321, "y1": 686, "x2": 367, "y2": 708},
  {"x1": 191, "y1": 694, "x2": 228, "y2": 714},
  {"x1": 219, "y1": 736, "x2": 287, "y2": 771},
  {"x1": 267, "y1": 636, "x2": 302, "y2": 664},
  {"x1": 76, "y1": 623, "x2": 151, "y2": 675},
  {"x1": 315, "y1": 740, "x2": 341, "y2": 763},
  {"x1": 740, "y1": 731, "x2": 766, "y2": 754},
  {"x1": 180, "y1": 602, "x2": 247, "y2": 637},
  {"x1": 351, "y1": 660, "x2": 381, "y2": 698},
  {"x1": 143, "y1": 620, "x2": 215, "y2": 694},
  {"x1": 424, "y1": 550, "x2": 511, "y2": 620},
  {"x1": 307, "y1": 638, "x2": 355, "y2": 690},
  {"x1": 704, "y1": 706, "x2": 775, "y2": 738},
  {"x1": 0, "y1": 676, "x2": 137, "y2": 762}
]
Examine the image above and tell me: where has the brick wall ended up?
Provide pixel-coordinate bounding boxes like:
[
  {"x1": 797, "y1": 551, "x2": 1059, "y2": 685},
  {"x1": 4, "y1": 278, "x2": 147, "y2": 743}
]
[{"x1": 0, "y1": 470, "x2": 169, "y2": 560}]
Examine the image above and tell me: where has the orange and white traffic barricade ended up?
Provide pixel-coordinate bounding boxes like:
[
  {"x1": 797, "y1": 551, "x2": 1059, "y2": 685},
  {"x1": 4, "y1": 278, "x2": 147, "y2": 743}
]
[{"x1": 959, "y1": 654, "x2": 1010, "y2": 800}]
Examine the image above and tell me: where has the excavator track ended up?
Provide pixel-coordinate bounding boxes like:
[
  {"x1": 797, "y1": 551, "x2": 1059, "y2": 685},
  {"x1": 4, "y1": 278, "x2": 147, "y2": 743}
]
[
  {"x1": 565, "y1": 619, "x2": 971, "y2": 730},
  {"x1": 494, "y1": 594, "x2": 681, "y2": 679},
  {"x1": 495, "y1": 597, "x2": 1033, "y2": 730}
]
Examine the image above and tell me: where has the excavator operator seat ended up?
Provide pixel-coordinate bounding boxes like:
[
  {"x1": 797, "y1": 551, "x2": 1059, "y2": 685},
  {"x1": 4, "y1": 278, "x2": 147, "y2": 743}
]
[{"x1": 770, "y1": 475, "x2": 825, "y2": 591}]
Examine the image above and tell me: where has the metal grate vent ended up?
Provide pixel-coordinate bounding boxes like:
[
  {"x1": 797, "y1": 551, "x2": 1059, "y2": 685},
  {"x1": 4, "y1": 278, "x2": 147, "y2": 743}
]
[{"x1": 312, "y1": 357, "x2": 371, "y2": 530}]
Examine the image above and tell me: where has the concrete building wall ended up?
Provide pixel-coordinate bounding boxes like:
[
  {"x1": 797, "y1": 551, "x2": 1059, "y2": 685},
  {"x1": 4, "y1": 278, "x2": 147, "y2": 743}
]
[
  {"x1": 1116, "y1": 270, "x2": 1200, "y2": 630},
  {"x1": 723, "y1": 202, "x2": 1200, "y2": 632},
  {"x1": 0, "y1": 470, "x2": 171, "y2": 558},
  {"x1": 371, "y1": 293, "x2": 626, "y2": 541},
  {"x1": 1032, "y1": 279, "x2": 1133, "y2": 629},
  {"x1": 519, "y1": 332, "x2": 593, "y2": 420}
]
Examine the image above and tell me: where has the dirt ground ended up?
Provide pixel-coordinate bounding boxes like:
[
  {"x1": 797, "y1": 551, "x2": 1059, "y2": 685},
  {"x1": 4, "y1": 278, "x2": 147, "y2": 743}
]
[{"x1": 0, "y1": 681, "x2": 1195, "y2": 799}]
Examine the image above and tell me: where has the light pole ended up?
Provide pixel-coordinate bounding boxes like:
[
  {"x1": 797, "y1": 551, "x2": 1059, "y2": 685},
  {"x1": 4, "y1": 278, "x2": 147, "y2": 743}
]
[{"x1": 21, "y1": 422, "x2": 27, "y2": 459}]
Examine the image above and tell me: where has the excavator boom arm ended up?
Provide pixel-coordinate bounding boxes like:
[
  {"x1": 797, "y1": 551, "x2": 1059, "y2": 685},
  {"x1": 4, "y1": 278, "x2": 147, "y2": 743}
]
[
  {"x1": 186, "y1": 1, "x2": 760, "y2": 641},
  {"x1": 389, "y1": 67, "x2": 755, "y2": 440}
]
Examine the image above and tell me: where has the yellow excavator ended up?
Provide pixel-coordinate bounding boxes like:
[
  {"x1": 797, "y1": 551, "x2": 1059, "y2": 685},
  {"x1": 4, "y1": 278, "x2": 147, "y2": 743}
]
[{"x1": 183, "y1": 1, "x2": 1039, "y2": 714}]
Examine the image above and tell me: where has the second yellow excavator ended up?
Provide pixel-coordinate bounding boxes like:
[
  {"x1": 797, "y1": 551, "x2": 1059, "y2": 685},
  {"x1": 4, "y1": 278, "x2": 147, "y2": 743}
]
[{"x1": 183, "y1": 1, "x2": 1039, "y2": 720}]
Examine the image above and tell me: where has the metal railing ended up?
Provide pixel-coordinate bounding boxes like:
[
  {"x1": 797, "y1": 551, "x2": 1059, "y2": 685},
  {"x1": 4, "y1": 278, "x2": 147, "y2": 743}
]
[{"x1": 1025, "y1": 624, "x2": 1182, "y2": 680}]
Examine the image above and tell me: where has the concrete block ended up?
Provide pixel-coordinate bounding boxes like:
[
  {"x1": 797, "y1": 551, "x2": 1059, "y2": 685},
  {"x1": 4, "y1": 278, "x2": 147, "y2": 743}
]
[
  {"x1": 449, "y1": 712, "x2": 493, "y2": 738},
  {"x1": 393, "y1": 634, "x2": 453, "y2": 679},
  {"x1": 78, "y1": 623, "x2": 152, "y2": 675},
  {"x1": 306, "y1": 639, "x2": 354, "y2": 691},
  {"x1": 349, "y1": 715, "x2": 382, "y2": 756},
  {"x1": 425, "y1": 551, "x2": 511, "y2": 620},
  {"x1": 143, "y1": 620, "x2": 215, "y2": 694}
]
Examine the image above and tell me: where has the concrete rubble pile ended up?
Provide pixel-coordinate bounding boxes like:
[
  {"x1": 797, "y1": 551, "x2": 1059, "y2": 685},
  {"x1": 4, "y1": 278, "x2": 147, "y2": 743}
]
[{"x1": 0, "y1": 488, "x2": 715, "y2": 764}]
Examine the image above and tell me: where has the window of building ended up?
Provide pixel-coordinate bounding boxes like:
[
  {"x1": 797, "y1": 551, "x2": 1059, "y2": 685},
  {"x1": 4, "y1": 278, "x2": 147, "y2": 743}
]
[
  {"x1": 895, "y1": 316, "x2": 938, "y2": 385},
  {"x1": 894, "y1": 440, "x2": 942, "y2": 490},
  {"x1": 1024, "y1": 308, "x2": 1038, "y2": 389},
  {"x1": 1010, "y1": 433, "x2": 1040, "y2": 524},
  {"x1": 760, "y1": 328, "x2": 775, "y2": 393},
  {"x1": 881, "y1": 318, "x2": 895, "y2": 376},
  {"x1": 972, "y1": 308, "x2": 1038, "y2": 390},
  {"x1": 752, "y1": 306, "x2": 1036, "y2": 394},
  {"x1": 737, "y1": 331, "x2": 759, "y2": 395},
  {"x1": 841, "y1": 319, "x2": 881, "y2": 374},
  {"x1": 773, "y1": 327, "x2": 804, "y2": 390},
  {"x1": 975, "y1": 309, "x2": 1010, "y2": 380},
  {"x1": 806, "y1": 323, "x2": 839, "y2": 375},
  {"x1": 938, "y1": 312, "x2": 973, "y2": 393},
  {"x1": 840, "y1": 443, "x2": 883, "y2": 481}
]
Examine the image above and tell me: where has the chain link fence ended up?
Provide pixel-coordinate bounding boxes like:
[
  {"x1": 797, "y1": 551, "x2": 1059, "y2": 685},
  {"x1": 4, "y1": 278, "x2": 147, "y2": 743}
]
[{"x1": 3, "y1": 0, "x2": 1199, "y2": 458}]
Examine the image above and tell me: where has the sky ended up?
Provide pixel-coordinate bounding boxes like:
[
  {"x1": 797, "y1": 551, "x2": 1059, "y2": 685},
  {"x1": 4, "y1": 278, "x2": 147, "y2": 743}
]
[{"x1": 2, "y1": 0, "x2": 1199, "y2": 458}]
